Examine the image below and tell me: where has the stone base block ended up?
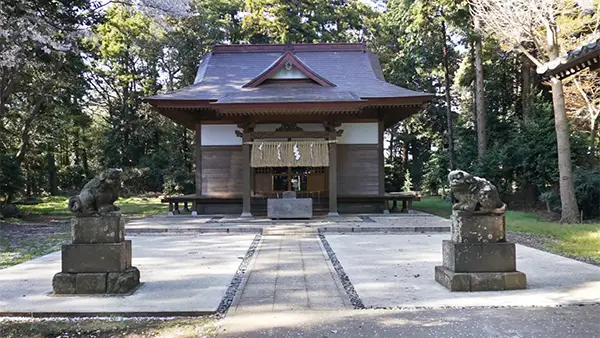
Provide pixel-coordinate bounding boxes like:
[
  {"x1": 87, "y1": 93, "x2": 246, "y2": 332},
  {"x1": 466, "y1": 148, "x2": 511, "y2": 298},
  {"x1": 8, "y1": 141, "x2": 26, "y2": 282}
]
[
  {"x1": 62, "y1": 241, "x2": 131, "y2": 273},
  {"x1": 267, "y1": 198, "x2": 312, "y2": 219},
  {"x1": 451, "y1": 211, "x2": 505, "y2": 243},
  {"x1": 76, "y1": 272, "x2": 107, "y2": 294},
  {"x1": 435, "y1": 265, "x2": 526, "y2": 292},
  {"x1": 107, "y1": 267, "x2": 141, "y2": 294},
  {"x1": 442, "y1": 240, "x2": 516, "y2": 272},
  {"x1": 52, "y1": 272, "x2": 76, "y2": 294},
  {"x1": 53, "y1": 267, "x2": 141, "y2": 295},
  {"x1": 71, "y1": 215, "x2": 124, "y2": 244}
]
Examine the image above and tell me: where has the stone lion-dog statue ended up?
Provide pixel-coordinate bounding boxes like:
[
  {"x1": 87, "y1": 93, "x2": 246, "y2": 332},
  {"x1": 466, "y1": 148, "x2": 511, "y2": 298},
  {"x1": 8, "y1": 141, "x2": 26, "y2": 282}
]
[
  {"x1": 68, "y1": 168, "x2": 122, "y2": 215},
  {"x1": 448, "y1": 170, "x2": 506, "y2": 214}
]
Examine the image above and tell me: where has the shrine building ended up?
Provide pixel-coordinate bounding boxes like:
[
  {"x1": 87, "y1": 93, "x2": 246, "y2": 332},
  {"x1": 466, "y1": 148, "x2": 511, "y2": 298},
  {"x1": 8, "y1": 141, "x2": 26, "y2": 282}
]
[{"x1": 146, "y1": 43, "x2": 432, "y2": 217}]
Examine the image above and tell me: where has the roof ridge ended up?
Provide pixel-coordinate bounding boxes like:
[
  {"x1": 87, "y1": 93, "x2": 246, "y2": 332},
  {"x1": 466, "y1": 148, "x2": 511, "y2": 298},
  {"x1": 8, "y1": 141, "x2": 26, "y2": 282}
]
[{"x1": 212, "y1": 43, "x2": 367, "y2": 54}]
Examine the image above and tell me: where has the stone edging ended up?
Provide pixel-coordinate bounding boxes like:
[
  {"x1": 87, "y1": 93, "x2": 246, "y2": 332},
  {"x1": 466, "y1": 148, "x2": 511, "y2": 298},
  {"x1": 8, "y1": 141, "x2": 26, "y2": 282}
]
[
  {"x1": 215, "y1": 234, "x2": 262, "y2": 316},
  {"x1": 318, "y1": 234, "x2": 365, "y2": 309}
]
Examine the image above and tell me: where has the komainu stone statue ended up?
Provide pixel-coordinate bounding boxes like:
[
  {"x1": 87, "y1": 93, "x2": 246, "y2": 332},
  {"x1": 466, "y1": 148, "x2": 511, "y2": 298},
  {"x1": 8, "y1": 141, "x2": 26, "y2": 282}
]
[
  {"x1": 68, "y1": 168, "x2": 122, "y2": 215},
  {"x1": 53, "y1": 167, "x2": 140, "y2": 295},
  {"x1": 434, "y1": 170, "x2": 526, "y2": 292},
  {"x1": 448, "y1": 170, "x2": 506, "y2": 214}
]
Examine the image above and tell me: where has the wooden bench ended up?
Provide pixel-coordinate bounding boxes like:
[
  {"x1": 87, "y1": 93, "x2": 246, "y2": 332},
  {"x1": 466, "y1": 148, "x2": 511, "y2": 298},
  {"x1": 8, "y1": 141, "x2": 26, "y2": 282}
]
[
  {"x1": 161, "y1": 193, "x2": 420, "y2": 215},
  {"x1": 338, "y1": 193, "x2": 420, "y2": 214},
  {"x1": 161, "y1": 195, "x2": 242, "y2": 215}
]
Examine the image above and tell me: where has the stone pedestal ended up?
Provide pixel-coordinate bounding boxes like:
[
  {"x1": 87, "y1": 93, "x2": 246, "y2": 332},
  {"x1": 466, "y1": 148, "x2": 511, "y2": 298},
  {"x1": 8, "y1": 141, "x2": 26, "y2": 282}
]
[
  {"x1": 267, "y1": 191, "x2": 313, "y2": 219},
  {"x1": 52, "y1": 215, "x2": 140, "y2": 295},
  {"x1": 435, "y1": 211, "x2": 526, "y2": 291}
]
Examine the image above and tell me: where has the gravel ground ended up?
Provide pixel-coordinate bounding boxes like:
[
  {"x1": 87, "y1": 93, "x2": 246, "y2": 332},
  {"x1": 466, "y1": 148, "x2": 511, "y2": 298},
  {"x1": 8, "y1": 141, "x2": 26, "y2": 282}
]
[
  {"x1": 319, "y1": 234, "x2": 364, "y2": 309},
  {"x1": 507, "y1": 230, "x2": 600, "y2": 267},
  {"x1": 0, "y1": 316, "x2": 219, "y2": 338},
  {"x1": 217, "y1": 235, "x2": 261, "y2": 316}
]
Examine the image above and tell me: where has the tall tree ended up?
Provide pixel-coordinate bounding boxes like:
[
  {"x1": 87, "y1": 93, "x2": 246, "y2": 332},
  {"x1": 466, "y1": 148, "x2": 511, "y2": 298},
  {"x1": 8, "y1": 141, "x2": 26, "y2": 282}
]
[
  {"x1": 473, "y1": 16, "x2": 486, "y2": 159},
  {"x1": 470, "y1": 0, "x2": 581, "y2": 223},
  {"x1": 242, "y1": 0, "x2": 375, "y2": 43}
]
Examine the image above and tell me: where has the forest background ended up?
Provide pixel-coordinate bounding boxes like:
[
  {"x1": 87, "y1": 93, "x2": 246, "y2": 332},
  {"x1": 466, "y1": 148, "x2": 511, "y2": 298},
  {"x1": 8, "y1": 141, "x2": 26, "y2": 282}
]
[{"x1": 1, "y1": 0, "x2": 599, "y2": 220}]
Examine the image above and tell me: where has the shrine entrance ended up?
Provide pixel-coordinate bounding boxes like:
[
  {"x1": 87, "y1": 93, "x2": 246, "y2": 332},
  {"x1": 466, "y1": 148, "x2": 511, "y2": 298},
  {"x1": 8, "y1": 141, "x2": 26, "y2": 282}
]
[{"x1": 253, "y1": 166, "x2": 327, "y2": 197}]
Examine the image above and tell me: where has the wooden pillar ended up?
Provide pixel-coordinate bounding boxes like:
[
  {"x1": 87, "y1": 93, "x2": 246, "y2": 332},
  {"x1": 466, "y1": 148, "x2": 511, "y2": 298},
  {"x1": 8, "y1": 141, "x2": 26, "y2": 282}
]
[
  {"x1": 379, "y1": 119, "x2": 389, "y2": 214},
  {"x1": 378, "y1": 119, "x2": 385, "y2": 195},
  {"x1": 328, "y1": 132, "x2": 339, "y2": 217},
  {"x1": 241, "y1": 133, "x2": 253, "y2": 217},
  {"x1": 193, "y1": 123, "x2": 202, "y2": 215}
]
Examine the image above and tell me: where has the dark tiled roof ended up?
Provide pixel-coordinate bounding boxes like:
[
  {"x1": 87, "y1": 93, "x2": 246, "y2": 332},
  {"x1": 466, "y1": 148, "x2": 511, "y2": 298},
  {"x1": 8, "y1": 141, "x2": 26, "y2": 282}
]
[
  {"x1": 537, "y1": 37, "x2": 600, "y2": 78},
  {"x1": 148, "y1": 44, "x2": 430, "y2": 104}
]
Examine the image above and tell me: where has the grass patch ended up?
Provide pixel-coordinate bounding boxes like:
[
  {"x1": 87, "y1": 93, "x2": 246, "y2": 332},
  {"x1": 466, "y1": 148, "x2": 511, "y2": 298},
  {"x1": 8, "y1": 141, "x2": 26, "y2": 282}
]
[
  {"x1": 1, "y1": 196, "x2": 166, "y2": 269},
  {"x1": 415, "y1": 196, "x2": 600, "y2": 261},
  {"x1": 17, "y1": 196, "x2": 167, "y2": 218},
  {"x1": 0, "y1": 317, "x2": 219, "y2": 338},
  {"x1": 0, "y1": 225, "x2": 71, "y2": 269}
]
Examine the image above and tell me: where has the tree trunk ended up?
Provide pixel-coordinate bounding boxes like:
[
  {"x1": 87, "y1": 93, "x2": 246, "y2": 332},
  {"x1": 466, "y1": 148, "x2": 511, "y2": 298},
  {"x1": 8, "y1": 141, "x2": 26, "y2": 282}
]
[
  {"x1": 590, "y1": 116, "x2": 598, "y2": 162},
  {"x1": 551, "y1": 77, "x2": 580, "y2": 223},
  {"x1": 546, "y1": 26, "x2": 580, "y2": 223},
  {"x1": 521, "y1": 56, "x2": 533, "y2": 119},
  {"x1": 474, "y1": 17, "x2": 486, "y2": 159},
  {"x1": 48, "y1": 152, "x2": 58, "y2": 196},
  {"x1": 442, "y1": 20, "x2": 455, "y2": 170}
]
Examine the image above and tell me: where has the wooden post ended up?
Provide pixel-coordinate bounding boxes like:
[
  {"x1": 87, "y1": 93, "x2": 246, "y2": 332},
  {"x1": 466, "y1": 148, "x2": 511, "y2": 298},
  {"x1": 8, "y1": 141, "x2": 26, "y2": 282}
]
[
  {"x1": 194, "y1": 123, "x2": 202, "y2": 216},
  {"x1": 379, "y1": 119, "x2": 388, "y2": 214},
  {"x1": 241, "y1": 132, "x2": 253, "y2": 217},
  {"x1": 328, "y1": 132, "x2": 339, "y2": 217}
]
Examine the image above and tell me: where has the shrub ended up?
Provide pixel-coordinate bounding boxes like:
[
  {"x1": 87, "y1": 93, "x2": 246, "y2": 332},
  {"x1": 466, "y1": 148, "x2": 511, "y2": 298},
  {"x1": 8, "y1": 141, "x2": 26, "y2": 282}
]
[
  {"x1": 573, "y1": 166, "x2": 600, "y2": 219},
  {"x1": 539, "y1": 166, "x2": 600, "y2": 220},
  {"x1": 0, "y1": 154, "x2": 24, "y2": 204}
]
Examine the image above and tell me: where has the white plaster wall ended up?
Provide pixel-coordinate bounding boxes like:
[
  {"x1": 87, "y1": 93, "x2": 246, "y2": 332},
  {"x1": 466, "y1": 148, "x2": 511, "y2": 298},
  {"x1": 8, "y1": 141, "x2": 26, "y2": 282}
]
[
  {"x1": 200, "y1": 123, "x2": 378, "y2": 145},
  {"x1": 338, "y1": 122, "x2": 379, "y2": 144},
  {"x1": 272, "y1": 66, "x2": 307, "y2": 79},
  {"x1": 201, "y1": 125, "x2": 242, "y2": 146}
]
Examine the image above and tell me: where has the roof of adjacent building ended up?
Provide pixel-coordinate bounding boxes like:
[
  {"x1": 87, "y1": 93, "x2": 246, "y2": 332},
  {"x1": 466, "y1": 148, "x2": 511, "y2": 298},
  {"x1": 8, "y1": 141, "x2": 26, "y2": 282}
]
[
  {"x1": 537, "y1": 37, "x2": 600, "y2": 79},
  {"x1": 147, "y1": 43, "x2": 431, "y2": 105}
]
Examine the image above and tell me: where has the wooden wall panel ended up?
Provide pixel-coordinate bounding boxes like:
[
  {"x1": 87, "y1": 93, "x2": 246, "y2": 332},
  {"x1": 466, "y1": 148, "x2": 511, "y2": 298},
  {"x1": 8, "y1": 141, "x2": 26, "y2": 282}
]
[
  {"x1": 337, "y1": 144, "x2": 380, "y2": 195},
  {"x1": 201, "y1": 146, "x2": 243, "y2": 196}
]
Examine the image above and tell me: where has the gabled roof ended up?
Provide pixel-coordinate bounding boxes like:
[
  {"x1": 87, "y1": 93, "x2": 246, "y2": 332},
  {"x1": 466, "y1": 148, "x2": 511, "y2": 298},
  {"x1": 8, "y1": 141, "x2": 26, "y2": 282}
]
[
  {"x1": 243, "y1": 51, "x2": 335, "y2": 88},
  {"x1": 537, "y1": 37, "x2": 600, "y2": 79},
  {"x1": 147, "y1": 43, "x2": 431, "y2": 105}
]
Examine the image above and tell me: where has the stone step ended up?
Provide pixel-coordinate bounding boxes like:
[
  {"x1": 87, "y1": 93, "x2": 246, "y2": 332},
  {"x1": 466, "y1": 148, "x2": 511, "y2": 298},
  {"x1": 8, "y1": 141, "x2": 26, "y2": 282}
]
[{"x1": 262, "y1": 226, "x2": 319, "y2": 236}]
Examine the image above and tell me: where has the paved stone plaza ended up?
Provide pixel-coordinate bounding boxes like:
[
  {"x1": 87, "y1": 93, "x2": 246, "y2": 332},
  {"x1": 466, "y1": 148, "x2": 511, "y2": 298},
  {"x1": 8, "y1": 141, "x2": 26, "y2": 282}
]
[
  {"x1": 1, "y1": 213, "x2": 599, "y2": 337},
  {"x1": 326, "y1": 233, "x2": 600, "y2": 308},
  {"x1": 0, "y1": 235, "x2": 255, "y2": 315}
]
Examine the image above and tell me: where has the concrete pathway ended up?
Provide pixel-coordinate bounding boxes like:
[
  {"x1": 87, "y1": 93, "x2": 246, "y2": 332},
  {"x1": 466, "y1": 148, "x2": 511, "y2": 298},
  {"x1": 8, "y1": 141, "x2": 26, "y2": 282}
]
[{"x1": 230, "y1": 228, "x2": 350, "y2": 314}]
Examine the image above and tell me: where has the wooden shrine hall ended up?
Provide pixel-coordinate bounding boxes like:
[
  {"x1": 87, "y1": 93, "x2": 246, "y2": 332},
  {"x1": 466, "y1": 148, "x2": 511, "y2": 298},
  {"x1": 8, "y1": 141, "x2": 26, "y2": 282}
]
[{"x1": 146, "y1": 43, "x2": 432, "y2": 216}]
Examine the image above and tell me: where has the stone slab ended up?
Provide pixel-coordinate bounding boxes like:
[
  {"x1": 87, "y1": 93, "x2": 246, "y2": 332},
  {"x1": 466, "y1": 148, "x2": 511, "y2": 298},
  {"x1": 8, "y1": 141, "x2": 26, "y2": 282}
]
[
  {"x1": 451, "y1": 211, "x2": 505, "y2": 243},
  {"x1": 267, "y1": 198, "x2": 313, "y2": 219},
  {"x1": 125, "y1": 213, "x2": 451, "y2": 232},
  {"x1": 282, "y1": 191, "x2": 297, "y2": 199},
  {"x1": 0, "y1": 234, "x2": 255, "y2": 315},
  {"x1": 435, "y1": 265, "x2": 526, "y2": 291},
  {"x1": 442, "y1": 240, "x2": 516, "y2": 272},
  {"x1": 61, "y1": 241, "x2": 131, "y2": 273},
  {"x1": 325, "y1": 233, "x2": 600, "y2": 308},
  {"x1": 52, "y1": 273, "x2": 76, "y2": 294},
  {"x1": 107, "y1": 267, "x2": 140, "y2": 294},
  {"x1": 71, "y1": 216, "x2": 124, "y2": 244},
  {"x1": 75, "y1": 273, "x2": 107, "y2": 294}
]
